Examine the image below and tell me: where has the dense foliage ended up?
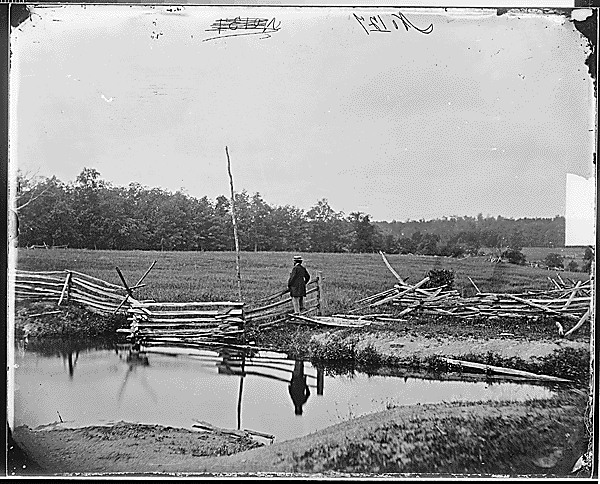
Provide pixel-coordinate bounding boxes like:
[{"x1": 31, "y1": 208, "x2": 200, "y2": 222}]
[
  {"x1": 544, "y1": 253, "x2": 564, "y2": 269},
  {"x1": 502, "y1": 248, "x2": 527, "y2": 265},
  {"x1": 15, "y1": 168, "x2": 566, "y2": 255},
  {"x1": 424, "y1": 269, "x2": 455, "y2": 290}
]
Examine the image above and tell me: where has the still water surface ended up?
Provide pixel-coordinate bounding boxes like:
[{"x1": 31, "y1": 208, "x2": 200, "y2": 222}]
[{"x1": 14, "y1": 339, "x2": 555, "y2": 443}]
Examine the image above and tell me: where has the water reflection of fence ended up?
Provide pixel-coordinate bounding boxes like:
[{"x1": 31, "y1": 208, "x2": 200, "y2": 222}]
[
  {"x1": 117, "y1": 341, "x2": 324, "y2": 436},
  {"x1": 13, "y1": 269, "x2": 136, "y2": 315},
  {"x1": 245, "y1": 272, "x2": 325, "y2": 328}
]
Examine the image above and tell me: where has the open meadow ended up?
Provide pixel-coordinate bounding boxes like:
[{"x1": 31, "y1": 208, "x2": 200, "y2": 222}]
[
  {"x1": 521, "y1": 246, "x2": 589, "y2": 266},
  {"x1": 15, "y1": 248, "x2": 590, "y2": 314}
]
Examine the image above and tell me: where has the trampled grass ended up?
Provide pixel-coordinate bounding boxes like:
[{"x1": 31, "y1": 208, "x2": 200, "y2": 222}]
[{"x1": 15, "y1": 249, "x2": 590, "y2": 313}]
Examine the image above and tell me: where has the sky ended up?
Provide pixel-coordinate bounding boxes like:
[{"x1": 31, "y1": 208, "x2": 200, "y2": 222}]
[{"x1": 10, "y1": 5, "x2": 596, "y2": 224}]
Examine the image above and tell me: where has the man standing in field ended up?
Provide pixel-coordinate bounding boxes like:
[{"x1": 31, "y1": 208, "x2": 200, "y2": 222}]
[{"x1": 288, "y1": 255, "x2": 310, "y2": 314}]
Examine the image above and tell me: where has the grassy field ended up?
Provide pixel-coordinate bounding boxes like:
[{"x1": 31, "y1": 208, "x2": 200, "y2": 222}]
[
  {"x1": 521, "y1": 246, "x2": 589, "y2": 266},
  {"x1": 15, "y1": 248, "x2": 590, "y2": 314}
]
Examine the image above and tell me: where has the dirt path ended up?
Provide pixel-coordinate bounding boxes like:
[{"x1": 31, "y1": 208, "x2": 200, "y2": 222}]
[{"x1": 318, "y1": 330, "x2": 590, "y2": 361}]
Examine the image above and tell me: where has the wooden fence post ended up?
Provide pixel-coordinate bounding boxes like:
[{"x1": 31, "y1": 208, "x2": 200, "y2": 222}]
[
  {"x1": 58, "y1": 271, "x2": 72, "y2": 306},
  {"x1": 316, "y1": 271, "x2": 325, "y2": 316},
  {"x1": 66, "y1": 271, "x2": 72, "y2": 304}
]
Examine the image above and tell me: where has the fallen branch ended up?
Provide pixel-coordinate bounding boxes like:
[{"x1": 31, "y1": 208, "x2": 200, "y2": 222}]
[
  {"x1": 379, "y1": 251, "x2": 407, "y2": 285},
  {"x1": 288, "y1": 313, "x2": 371, "y2": 328},
  {"x1": 29, "y1": 310, "x2": 62, "y2": 318},
  {"x1": 192, "y1": 420, "x2": 246, "y2": 439},
  {"x1": 561, "y1": 281, "x2": 582, "y2": 310},
  {"x1": 369, "y1": 277, "x2": 431, "y2": 308},
  {"x1": 503, "y1": 294, "x2": 580, "y2": 320},
  {"x1": 441, "y1": 357, "x2": 571, "y2": 383},
  {"x1": 467, "y1": 277, "x2": 481, "y2": 294},
  {"x1": 563, "y1": 309, "x2": 591, "y2": 338}
]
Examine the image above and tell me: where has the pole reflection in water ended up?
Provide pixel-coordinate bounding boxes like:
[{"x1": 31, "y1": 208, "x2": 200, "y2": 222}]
[
  {"x1": 116, "y1": 342, "x2": 155, "y2": 405},
  {"x1": 237, "y1": 356, "x2": 245, "y2": 431},
  {"x1": 317, "y1": 367, "x2": 324, "y2": 396}
]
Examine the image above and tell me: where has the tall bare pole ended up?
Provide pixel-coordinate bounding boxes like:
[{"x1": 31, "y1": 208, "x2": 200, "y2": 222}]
[{"x1": 226, "y1": 146, "x2": 243, "y2": 301}]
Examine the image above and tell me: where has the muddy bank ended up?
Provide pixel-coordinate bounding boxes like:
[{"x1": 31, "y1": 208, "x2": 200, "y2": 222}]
[
  {"x1": 252, "y1": 318, "x2": 590, "y2": 385},
  {"x1": 13, "y1": 301, "x2": 127, "y2": 339},
  {"x1": 11, "y1": 391, "x2": 590, "y2": 477},
  {"x1": 11, "y1": 421, "x2": 262, "y2": 476}
]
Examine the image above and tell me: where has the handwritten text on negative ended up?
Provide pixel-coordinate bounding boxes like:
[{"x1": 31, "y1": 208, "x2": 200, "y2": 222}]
[{"x1": 353, "y1": 11, "x2": 433, "y2": 36}]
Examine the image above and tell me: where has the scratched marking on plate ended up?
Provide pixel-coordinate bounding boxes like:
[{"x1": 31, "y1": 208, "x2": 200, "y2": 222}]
[{"x1": 204, "y1": 17, "x2": 282, "y2": 42}]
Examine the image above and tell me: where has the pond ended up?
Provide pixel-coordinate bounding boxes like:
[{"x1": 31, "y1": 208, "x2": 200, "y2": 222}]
[{"x1": 13, "y1": 338, "x2": 557, "y2": 443}]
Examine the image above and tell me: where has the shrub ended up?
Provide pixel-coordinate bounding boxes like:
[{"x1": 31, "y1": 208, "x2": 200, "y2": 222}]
[
  {"x1": 425, "y1": 268, "x2": 455, "y2": 290},
  {"x1": 355, "y1": 344, "x2": 382, "y2": 368},
  {"x1": 582, "y1": 247, "x2": 594, "y2": 273},
  {"x1": 308, "y1": 333, "x2": 358, "y2": 362},
  {"x1": 502, "y1": 248, "x2": 526, "y2": 265},
  {"x1": 544, "y1": 253, "x2": 564, "y2": 269},
  {"x1": 566, "y1": 260, "x2": 579, "y2": 272}
]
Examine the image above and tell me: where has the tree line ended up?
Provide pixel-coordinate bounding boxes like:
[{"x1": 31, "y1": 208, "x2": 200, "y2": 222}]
[{"x1": 15, "y1": 168, "x2": 566, "y2": 255}]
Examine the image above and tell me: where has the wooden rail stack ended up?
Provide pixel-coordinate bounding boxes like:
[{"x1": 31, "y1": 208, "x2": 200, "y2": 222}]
[
  {"x1": 13, "y1": 269, "x2": 137, "y2": 315},
  {"x1": 346, "y1": 252, "x2": 593, "y2": 338},
  {"x1": 127, "y1": 301, "x2": 245, "y2": 343}
]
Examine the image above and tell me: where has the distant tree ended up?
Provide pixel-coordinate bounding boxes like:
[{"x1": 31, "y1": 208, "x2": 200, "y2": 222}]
[
  {"x1": 250, "y1": 192, "x2": 273, "y2": 251},
  {"x1": 508, "y1": 229, "x2": 525, "y2": 251},
  {"x1": 396, "y1": 236, "x2": 416, "y2": 254},
  {"x1": 502, "y1": 248, "x2": 526, "y2": 265},
  {"x1": 566, "y1": 260, "x2": 579, "y2": 272},
  {"x1": 280, "y1": 205, "x2": 310, "y2": 252},
  {"x1": 439, "y1": 243, "x2": 465, "y2": 258},
  {"x1": 13, "y1": 169, "x2": 572, "y2": 253},
  {"x1": 17, "y1": 175, "x2": 78, "y2": 248},
  {"x1": 416, "y1": 233, "x2": 440, "y2": 256},
  {"x1": 348, "y1": 211, "x2": 378, "y2": 253},
  {"x1": 306, "y1": 199, "x2": 346, "y2": 252},
  {"x1": 210, "y1": 195, "x2": 234, "y2": 251},
  {"x1": 544, "y1": 253, "x2": 564, "y2": 269},
  {"x1": 381, "y1": 234, "x2": 398, "y2": 254}
]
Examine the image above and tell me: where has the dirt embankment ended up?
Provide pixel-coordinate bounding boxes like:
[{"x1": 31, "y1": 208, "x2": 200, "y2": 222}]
[
  {"x1": 314, "y1": 328, "x2": 589, "y2": 362},
  {"x1": 11, "y1": 391, "x2": 590, "y2": 477}
]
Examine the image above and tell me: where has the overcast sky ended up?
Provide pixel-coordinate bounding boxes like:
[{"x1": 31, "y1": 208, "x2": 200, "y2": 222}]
[{"x1": 10, "y1": 5, "x2": 595, "y2": 222}]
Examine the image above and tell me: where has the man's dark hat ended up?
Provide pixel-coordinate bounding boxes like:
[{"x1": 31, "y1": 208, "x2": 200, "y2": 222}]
[{"x1": 293, "y1": 255, "x2": 303, "y2": 262}]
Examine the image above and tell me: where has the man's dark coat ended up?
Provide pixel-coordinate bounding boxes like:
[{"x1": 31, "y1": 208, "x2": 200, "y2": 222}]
[{"x1": 288, "y1": 263, "x2": 310, "y2": 297}]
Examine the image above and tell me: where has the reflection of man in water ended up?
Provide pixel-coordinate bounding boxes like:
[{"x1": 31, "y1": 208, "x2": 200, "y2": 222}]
[{"x1": 289, "y1": 360, "x2": 310, "y2": 415}]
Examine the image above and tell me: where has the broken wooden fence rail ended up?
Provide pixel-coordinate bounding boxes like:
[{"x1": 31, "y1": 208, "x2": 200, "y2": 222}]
[
  {"x1": 29, "y1": 310, "x2": 62, "y2": 318},
  {"x1": 192, "y1": 420, "x2": 275, "y2": 442},
  {"x1": 288, "y1": 313, "x2": 372, "y2": 329},
  {"x1": 14, "y1": 269, "x2": 137, "y2": 316},
  {"x1": 441, "y1": 357, "x2": 571, "y2": 383},
  {"x1": 356, "y1": 255, "x2": 592, "y2": 337}
]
